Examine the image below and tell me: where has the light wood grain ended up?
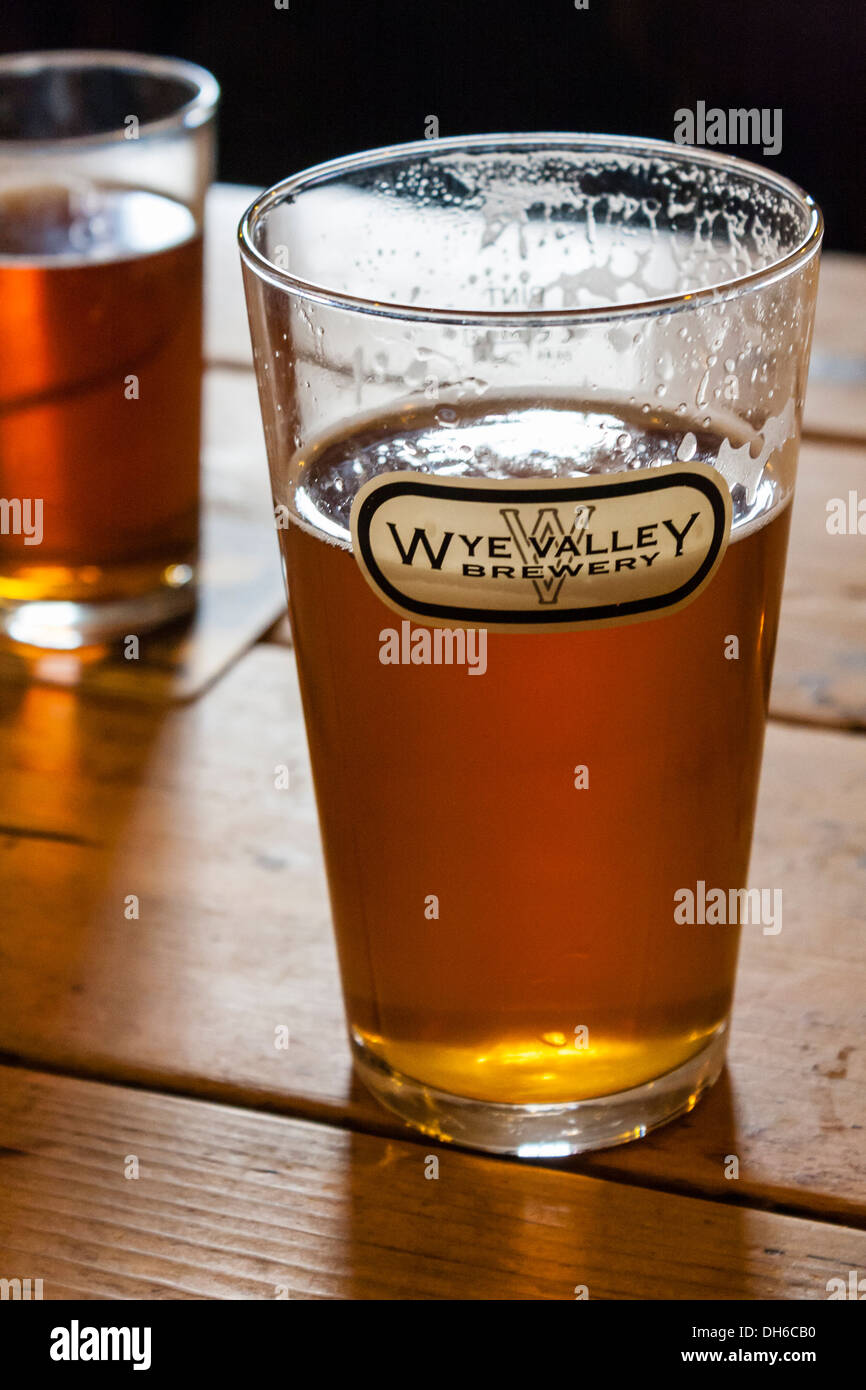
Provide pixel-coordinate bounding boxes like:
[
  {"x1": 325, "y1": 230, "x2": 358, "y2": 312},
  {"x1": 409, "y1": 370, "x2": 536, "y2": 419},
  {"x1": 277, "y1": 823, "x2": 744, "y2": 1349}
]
[
  {"x1": 1, "y1": 1064, "x2": 862, "y2": 1300},
  {"x1": 771, "y1": 439, "x2": 866, "y2": 728},
  {"x1": 806, "y1": 252, "x2": 866, "y2": 442},
  {"x1": 811, "y1": 254, "x2": 866, "y2": 362},
  {"x1": 205, "y1": 184, "x2": 257, "y2": 370},
  {"x1": 0, "y1": 644, "x2": 863, "y2": 1222},
  {"x1": 811, "y1": 251, "x2": 866, "y2": 439}
]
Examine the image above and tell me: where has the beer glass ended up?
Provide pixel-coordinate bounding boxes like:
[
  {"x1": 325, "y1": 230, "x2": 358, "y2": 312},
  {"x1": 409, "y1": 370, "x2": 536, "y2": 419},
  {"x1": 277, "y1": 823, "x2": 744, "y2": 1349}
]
[
  {"x1": 240, "y1": 135, "x2": 821, "y2": 1154},
  {"x1": 0, "y1": 51, "x2": 219, "y2": 649}
]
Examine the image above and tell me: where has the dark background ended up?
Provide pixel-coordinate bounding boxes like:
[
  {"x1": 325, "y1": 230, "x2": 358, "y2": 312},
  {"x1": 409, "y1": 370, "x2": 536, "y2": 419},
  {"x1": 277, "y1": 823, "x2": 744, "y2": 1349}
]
[{"x1": 4, "y1": 0, "x2": 863, "y2": 250}]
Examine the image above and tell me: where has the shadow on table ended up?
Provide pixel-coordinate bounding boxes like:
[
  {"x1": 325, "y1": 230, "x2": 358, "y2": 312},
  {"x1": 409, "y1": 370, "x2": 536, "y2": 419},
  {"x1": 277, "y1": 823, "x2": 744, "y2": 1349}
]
[
  {"x1": 0, "y1": 674, "x2": 171, "y2": 1073},
  {"x1": 337, "y1": 1066, "x2": 770, "y2": 1299}
]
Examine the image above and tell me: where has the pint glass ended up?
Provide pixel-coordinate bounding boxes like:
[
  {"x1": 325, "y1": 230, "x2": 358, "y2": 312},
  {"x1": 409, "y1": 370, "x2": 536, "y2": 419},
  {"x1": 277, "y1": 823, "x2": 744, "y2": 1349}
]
[
  {"x1": 240, "y1": 135, "x2": 821, "y2": 1154},
  {"x1": 0, "y1": 51, "x2": 219, "y2": 649}
]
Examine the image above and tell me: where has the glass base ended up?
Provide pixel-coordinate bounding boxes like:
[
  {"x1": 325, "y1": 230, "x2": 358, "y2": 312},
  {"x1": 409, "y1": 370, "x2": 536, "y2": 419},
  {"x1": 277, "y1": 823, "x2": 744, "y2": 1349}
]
[
  {"x1": 0, "y1": 579, "x2": 196, "y2": 650},
  {"x1": 351, "y1": 1023, "x2": 728, "y2": 1157}
]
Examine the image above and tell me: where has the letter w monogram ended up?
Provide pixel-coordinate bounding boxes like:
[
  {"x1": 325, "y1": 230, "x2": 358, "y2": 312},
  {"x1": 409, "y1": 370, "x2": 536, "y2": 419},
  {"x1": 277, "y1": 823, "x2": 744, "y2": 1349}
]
[{"x1": 500, "y1": 504, "x2": 594, "y2": 604}]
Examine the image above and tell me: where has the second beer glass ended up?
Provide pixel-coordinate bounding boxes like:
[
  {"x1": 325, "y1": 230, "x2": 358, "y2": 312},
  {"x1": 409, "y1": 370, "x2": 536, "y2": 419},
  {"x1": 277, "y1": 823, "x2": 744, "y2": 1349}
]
[{"x1": 0, "y1": 51, "x2": 218, "y2": 649}]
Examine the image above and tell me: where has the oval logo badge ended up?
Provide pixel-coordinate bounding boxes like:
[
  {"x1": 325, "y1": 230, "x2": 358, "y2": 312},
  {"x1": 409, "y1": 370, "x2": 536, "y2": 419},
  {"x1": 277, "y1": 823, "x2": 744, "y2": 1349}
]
[{"x1": 350, "y1": 463, "x2": 732, "y2": 631}]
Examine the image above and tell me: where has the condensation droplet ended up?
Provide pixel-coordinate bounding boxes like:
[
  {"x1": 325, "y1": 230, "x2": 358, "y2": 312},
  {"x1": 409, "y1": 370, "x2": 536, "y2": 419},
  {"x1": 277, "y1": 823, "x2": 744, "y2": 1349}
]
[{"x1": 676, "y1": 431, "x2": 698, "y2": 461}]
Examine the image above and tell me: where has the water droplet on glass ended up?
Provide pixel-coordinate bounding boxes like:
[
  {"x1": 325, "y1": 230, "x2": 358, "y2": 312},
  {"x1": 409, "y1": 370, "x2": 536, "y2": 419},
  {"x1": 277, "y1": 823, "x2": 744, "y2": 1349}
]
[{"x1": 676, "y1": 431, "x2": 698, "y2": 461}]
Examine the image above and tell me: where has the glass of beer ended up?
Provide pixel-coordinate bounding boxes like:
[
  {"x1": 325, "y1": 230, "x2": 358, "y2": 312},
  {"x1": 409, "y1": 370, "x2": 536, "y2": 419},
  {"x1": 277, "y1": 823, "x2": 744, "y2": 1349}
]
[
  {"x1": 239, "y1": 135, "x2": 821, "y2": 1154},
  {"x1": 0, "y1": 51, "x2": 219, "y2": 649}
]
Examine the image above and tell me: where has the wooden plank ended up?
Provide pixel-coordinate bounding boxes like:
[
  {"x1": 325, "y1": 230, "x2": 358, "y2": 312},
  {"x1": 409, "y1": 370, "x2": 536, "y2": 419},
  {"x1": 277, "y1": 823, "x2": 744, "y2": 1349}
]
[
  {"x1": 1, "y1": 1065, "x2": 863, "y2": 1300},
  {"x1": 811, "y1": 254, "x2": 866, "y2": 362},
  {"x1": 0, "y1": 644, "x2": 863, "y2": 1222},
  {"x1": 771, "y1": 439, "x2": 866, "y2": 728},
  {"x1": 805, "y1": 252, "x2": 866, "y2": 442}
]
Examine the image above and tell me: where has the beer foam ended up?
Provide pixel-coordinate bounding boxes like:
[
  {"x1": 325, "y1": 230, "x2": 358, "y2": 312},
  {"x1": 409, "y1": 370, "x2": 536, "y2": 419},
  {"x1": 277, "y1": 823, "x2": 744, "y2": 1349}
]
[
  {"x1": 288, "y1": 398, "x2": 793, "y2": 549},
  {"x1": 0, "y1": 178, "x2": 197, "y2": 263}
]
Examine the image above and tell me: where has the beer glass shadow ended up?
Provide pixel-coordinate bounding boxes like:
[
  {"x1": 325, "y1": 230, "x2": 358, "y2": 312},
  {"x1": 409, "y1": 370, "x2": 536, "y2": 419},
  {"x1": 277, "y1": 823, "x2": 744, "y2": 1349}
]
[
  {"x1": 554, "y1": 1066, "x2": 758, "y2": 1297},
  {"x1": 340, "y1": 1066, "x2": 761, "y2": 1298},
  {"x1": 0, "y1": 675, "x2": 174, "y2": 1080}
]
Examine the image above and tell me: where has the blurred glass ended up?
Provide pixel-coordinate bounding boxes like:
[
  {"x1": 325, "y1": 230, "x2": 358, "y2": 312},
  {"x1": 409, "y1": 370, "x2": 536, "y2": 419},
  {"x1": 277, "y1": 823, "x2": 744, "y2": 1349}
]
[{"x1": 0, "y1": 50, "x2": 219, "y2": 649}]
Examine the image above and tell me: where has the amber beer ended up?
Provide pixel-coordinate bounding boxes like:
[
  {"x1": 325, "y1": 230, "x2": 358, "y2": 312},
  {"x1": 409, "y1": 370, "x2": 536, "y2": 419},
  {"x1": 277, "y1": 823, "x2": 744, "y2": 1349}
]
[
  {"x1": 0, "y1": 182, "x2": 202, "y2": 626},
  {"x1": 280, "y1": 397, "x2": 792, "y2": 1106}
]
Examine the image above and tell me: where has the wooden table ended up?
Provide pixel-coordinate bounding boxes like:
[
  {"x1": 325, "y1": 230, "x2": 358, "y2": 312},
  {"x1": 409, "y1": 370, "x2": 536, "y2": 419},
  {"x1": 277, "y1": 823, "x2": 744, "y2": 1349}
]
[{"x1": 1, "y1": 187, "x2": 864, "y2": 1301}]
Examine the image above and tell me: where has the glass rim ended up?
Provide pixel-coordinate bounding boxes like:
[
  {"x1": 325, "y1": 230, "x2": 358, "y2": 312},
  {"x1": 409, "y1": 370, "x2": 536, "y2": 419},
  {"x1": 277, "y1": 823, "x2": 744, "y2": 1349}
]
[
  {"x1": 238, "y1": 131, "x2": 823, "y2": 327},
  {"x1": 0, "y1": 49, "x2": 220, "y2": 149}
]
